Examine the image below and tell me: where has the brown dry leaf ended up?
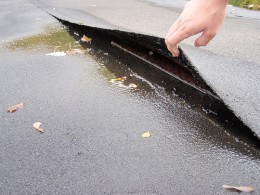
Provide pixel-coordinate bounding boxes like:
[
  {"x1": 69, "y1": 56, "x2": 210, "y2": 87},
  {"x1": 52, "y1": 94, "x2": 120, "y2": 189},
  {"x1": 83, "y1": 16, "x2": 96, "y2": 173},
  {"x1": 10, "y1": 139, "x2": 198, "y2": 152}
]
[
  {"x1": 33, "y1": 122, "x2": 44, "y2": 133},
  {"x1": 81, "y1": 35, "x2": 92, "y2": 43},
  {"x1": 66, "y1": 48, "x2": 85, "y2": 55},
  {"x1": 7, "y1": 102, "x2": 24, "y2": 113},
  {"x1": 222, "y1": 185, "x2": 254, "y2": 193},
  {"x1": 142, "y1": 131, "x2": 151, "y2": 138}
]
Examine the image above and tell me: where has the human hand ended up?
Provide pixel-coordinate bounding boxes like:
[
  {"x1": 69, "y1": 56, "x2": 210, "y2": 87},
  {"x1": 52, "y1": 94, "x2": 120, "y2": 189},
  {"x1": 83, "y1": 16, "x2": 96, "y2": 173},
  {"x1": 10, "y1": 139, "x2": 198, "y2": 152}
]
[{"x1": 165, "y1": 0, "x2": 228, "y2": 57}]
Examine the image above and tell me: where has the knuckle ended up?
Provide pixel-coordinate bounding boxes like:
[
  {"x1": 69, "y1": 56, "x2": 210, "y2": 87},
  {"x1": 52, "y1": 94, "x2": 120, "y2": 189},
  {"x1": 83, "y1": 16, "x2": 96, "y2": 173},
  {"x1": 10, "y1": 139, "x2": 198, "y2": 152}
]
[
  {"x1": 182, "y1": 29, "x2": 193, "y2": 37},
  {"x1": 179, "y1": 21, "x2": 193, "y2": 33},
  {"x1": 165, "y1": 37, "x2": 175, "y2": 47}
]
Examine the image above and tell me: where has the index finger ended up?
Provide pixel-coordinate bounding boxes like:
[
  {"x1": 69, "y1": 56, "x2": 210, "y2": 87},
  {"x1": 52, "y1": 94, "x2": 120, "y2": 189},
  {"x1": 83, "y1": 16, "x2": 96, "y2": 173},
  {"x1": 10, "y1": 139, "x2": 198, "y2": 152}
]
[{"x1": 166, "y1": 26, "x2": 201, "y2": 56}]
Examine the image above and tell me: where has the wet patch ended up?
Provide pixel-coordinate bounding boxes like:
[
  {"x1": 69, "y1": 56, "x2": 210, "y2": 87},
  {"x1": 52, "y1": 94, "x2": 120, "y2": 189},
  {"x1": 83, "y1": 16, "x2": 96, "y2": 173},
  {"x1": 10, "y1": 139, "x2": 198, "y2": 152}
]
[
  {"x1": 49, "y1": 18, "x2": 260, "y2": 148},
  {"x1": 2, "y1": 21, "x2": 259, "y2": 153},
  {"x1": 2, "y1": 24, "x2": 81, "y2": 53},
  {"x1": 1, "y1": 16, "x2": 260, "y2": 195}
]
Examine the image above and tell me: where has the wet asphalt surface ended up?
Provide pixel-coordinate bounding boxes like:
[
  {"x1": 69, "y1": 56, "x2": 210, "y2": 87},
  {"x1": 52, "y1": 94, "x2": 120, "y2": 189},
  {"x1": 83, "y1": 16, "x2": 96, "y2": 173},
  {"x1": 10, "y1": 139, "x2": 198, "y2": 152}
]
[
  {"x1": 0, "y1": 0, "x2": 260, "y2": 194},
  {"x1": 31, "y1": 0, "x2": 260, "y2": 138}
]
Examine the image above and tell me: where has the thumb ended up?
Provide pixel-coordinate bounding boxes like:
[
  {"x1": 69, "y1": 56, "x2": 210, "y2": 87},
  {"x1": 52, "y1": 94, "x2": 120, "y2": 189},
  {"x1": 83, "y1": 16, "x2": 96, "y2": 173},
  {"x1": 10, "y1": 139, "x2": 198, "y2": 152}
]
[{"x1": 194, "y1": 30, "x2": 216, "y2": 47}]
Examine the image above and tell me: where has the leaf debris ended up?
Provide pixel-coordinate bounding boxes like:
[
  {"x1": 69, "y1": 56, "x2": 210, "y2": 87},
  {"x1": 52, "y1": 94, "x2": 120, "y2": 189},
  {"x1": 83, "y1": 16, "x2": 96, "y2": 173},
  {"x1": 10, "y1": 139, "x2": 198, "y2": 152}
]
[
  {"x1": 33, "y1": 122, "x2": 44, "y2": 133},
  {"x1": 142, "y1": 131, "x2": 151, "y2": 138},
  {"x1": 66, "y1": 48, "x2": 85, "y2": 55},
  {"x1": 7, "y1": 102, "x2": 24, "y2": 113},
  {"x1": 81, "y1": 35, "x2": 92, "y2": 43},
  {"x1": 46, "y1": 52, "x2": 66, "y2": 57},
  {"x1": 222, "y1": 185, "x2": 254, "y2": 193},
  {"x1": 110, "y1": 77, "x2": 127, "y2": 82},
  {"x1": 129, "y1": 83, "x2": 137, "y2": 88}
]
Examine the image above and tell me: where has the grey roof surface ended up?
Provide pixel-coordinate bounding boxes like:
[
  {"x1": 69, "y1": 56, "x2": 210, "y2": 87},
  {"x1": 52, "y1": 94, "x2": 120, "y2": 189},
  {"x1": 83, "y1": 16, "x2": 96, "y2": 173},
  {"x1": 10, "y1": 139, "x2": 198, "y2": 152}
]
[
  {"x1": 1, "y1": 1, "x2": 260, "y2": 194},
  {"x1": 31, "y1": 0, "x2": 260, "y2": 137}
]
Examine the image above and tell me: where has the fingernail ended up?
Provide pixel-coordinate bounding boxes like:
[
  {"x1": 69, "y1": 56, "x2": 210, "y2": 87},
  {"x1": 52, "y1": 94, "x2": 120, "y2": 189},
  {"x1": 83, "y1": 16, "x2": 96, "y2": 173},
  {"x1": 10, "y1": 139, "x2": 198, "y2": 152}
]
[{"x1": 172, "y1": 48, "x2": 180, "y2": 57}]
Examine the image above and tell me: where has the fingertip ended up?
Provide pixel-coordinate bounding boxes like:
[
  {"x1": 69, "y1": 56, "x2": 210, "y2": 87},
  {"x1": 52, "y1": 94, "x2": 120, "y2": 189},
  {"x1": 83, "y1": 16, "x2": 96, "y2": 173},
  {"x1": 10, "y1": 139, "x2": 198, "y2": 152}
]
[
  {"x1": 194, "y1": 40, "x2": 201, "y2": 47},
  {"x1": 194, "y1": 39, "x2": 208, "y2": 47},
  {"x1": 195, "y1": 31, "x2": 216, "y2": 47},
  {"x1": 175, "y1": 50, "x2": 180, "y2": 57},
  {"x1": 171, "y1": 47, "x2": 180, "y2": 57}
]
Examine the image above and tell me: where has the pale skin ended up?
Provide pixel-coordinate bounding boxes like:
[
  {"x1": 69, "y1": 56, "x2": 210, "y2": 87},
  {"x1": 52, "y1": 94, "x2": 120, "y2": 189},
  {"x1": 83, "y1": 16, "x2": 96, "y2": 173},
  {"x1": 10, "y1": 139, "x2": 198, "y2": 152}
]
[{"x1": 165, "y1": 0, "x2": 229, "y2": 57}]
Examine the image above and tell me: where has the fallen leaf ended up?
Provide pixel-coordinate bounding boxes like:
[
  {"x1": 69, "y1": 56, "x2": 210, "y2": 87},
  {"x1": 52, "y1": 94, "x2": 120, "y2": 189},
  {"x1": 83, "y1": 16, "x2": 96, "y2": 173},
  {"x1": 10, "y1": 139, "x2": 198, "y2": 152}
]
[
  {"x1": 142, "y1": 131, "x2": 151, "y2": 138},
  {"x1": 129, "y1": 83, "x2": 137, "y2": 88},
  {"x1": 33, "y1": 122, "x2": 44, "y2": 133},
  {"x1": 7, "y1": 102, "x2": 24, "y2": 113},
  {"x1": 66, "y1": 48, "x2": 85, "y2": 55},
  {"x1": 117, "y1": 83, "x2": 134, "y2": 89},
  {"x1": 74, "y1": 32, "x2": 79, "y2": 36},
  {"x1": 110, "y1": 77, "x2": 127, "y2": 82},
  {"x1": 81, "y1": 35, "x2": 92, "y2": 43},
  {"x1": 222, "y1": 185, "x2": 254, "y2": 193},
  {"x1": 46, "y1": 52, "x2": 66, "y2": 56}
]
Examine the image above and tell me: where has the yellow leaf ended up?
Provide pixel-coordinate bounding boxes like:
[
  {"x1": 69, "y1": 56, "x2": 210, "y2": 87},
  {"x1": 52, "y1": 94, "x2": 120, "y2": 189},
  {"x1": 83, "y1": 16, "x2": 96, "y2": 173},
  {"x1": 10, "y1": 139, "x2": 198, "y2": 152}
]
[
  {"x1": 81, "y1": 35, "x2": 92, "y2": 43},
  {"x1": 33, "y1": 122, "x2": 44, "y2": 133},
  {"x1": 142, "y1": 131, "x2": 151, "y2": 138},
  {"x1": 110, "y1": 76, "x2": 127, "y2": 82},
  {"x1": 7, "y1": 102, "x2": 24, "y2": 113},
  {"x1": 222, "y1": 185, "x2": 254, "y2": 193}
]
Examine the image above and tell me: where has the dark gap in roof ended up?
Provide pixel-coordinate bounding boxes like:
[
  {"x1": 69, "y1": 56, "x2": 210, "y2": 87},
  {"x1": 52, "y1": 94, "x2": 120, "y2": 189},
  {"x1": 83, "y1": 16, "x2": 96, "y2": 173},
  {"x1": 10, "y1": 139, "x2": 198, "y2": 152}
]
[{"x1": 54, "y1": 17, "x2": 260, "y2": 148}]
